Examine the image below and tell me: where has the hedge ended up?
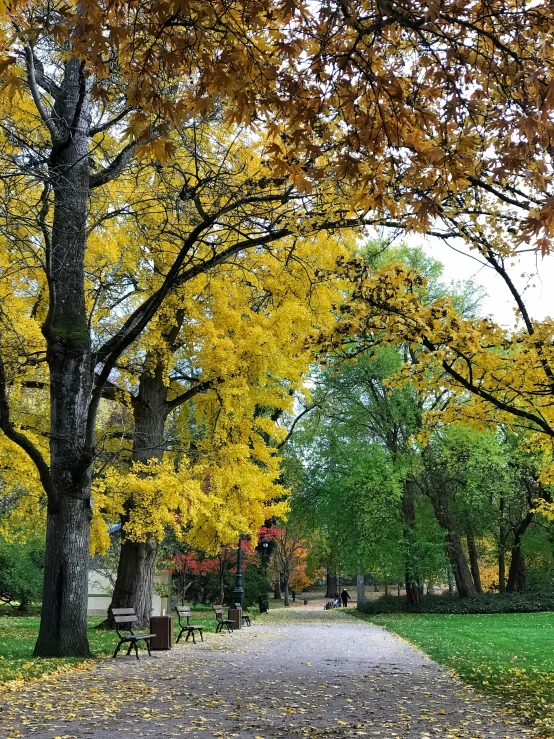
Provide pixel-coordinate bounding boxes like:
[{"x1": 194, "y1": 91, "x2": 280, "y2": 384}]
[{"x1": 357, "y1": 591, "x2": 554, "y2": 615}]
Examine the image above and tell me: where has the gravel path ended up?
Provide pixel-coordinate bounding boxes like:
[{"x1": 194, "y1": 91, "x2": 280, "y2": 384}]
[{"x1": 0, "y1": 610, "x2": 537, "y2": 738}]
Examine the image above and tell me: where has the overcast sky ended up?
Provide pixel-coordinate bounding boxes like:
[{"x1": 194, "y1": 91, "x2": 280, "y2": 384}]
[{"x1": 404, "y1": 234, "x2": 554, "y2": 327}]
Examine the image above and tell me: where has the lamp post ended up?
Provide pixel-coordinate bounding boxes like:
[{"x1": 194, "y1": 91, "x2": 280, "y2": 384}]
[
  {"x1": 233, "y1": 535, "x2": 244, "y2": 609},
  {"x1": 261, "y1": 537, "x2": 270, "y2": 575}
]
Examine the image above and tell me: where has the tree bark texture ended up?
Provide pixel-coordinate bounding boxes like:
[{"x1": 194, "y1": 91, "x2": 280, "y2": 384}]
[
  {"x1": 107, "y1": 359, "x2": 168, "y2": 627},
  {"x1": 34, "y1": 59, "x2": 94, "y2": 658},
  {"x1": 273, "y1": 578, "x2": 282, "y2": 599},
  {"x1": 507, "y1": 548, "x2": 527, "y2": 593},
  {"x1": 325, "y1": 569, "x2": 337, "y2": 599},
  {"x1": 507, "y1": 513, "x2": 533, "y2": 593},
  {"x1": 466, "y1": 533, "x2": 483, "y2": 594},
  {"x1": 428, "y1": 491, "x2": 476, "y2": 598},
  {"x1": 109, "y1": 539, "x2": 158, "y2": 626}
]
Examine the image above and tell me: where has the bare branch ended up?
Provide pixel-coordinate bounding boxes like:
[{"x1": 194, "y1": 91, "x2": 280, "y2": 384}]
[
  {"x1": 277, "y1": 404, "x2": 318, "y2": 448},
  {"x1": 32, "y1": 55, "x2": 61, "y2": 99},
  {"x1": 0, "y1": 346, "x2": 55, "y2": 504},
  {"x1": 23, "y1": 47, "x2": 60, "y2": 142},
  {"x1": 90, "y1": 108, "x2": 133, "y2": 137},
  {"x1": 89, "y1": 142, "x2": 139, "y2": 189},
  {"x1": 166, "y1": 378, "x2": 219, "y2": 413}
]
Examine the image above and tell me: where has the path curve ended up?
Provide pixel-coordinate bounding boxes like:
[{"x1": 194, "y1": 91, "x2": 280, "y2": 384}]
[{"x1": 0, "y1": 611, "x2": 537, "y2": 738}]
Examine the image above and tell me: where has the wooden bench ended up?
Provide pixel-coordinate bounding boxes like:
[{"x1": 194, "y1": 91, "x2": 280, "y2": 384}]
[
  {"x1": 111, "y1": 607, "x2": 156, "y2": 660},
  {"x1": 175, "y1": 605, "x2": 204, "y2": 644},
  {"x1": 212, "y1": 604, "x2": 234, "y2": 634},
  {"x1": 235, "y1": 602, "x2": 251, "y2": 627}
]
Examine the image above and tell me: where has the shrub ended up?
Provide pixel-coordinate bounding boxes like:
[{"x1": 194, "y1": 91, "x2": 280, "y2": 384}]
[{"x1": 358, "y1": 591, "x2": 554, "y2": 615}]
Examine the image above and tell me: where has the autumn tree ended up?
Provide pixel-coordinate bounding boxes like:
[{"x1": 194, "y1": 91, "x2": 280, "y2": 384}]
[
  {"x1": 0, "y1": 0, "x2": 372, "y2": 655},
  {"x1": 76, "y1": 121, "x2": 355, "y2": 626},
  {"x1": 0, "y1": 0, "x2": 295, "y2": 657},
  {"x1": 263, "y1": 525, "x2": 310, "y2": 607},
  {"x1": 0, "y1": 0, "x2": 552, "y2": 657}
]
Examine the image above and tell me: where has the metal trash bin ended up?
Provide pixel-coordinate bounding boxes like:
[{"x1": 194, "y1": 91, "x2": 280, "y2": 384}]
[
  {"x1": 150, "y1": 615, "x2": 174, "y2": 650},
  {"x1": 228, "y1": 607, "x2": 242, "y2": 630}
]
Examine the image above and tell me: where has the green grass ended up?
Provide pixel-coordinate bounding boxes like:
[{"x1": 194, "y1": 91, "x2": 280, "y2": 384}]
[
  {"x1": 0, "y1": 606, "x2": 221, "y2": 686},
  {"x1": 363, "y1": 612, "x2": 554, "y2": 735}
]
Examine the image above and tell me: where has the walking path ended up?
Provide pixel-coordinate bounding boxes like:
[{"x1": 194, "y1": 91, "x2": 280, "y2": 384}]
[{"x1": 0, "y1": 609, "x2": 536, "y2": 738}]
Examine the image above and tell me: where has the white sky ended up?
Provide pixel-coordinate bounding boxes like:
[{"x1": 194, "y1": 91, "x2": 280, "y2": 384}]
[{"x1": 405, "y1": 234, "x2": 554, "y2": 328}]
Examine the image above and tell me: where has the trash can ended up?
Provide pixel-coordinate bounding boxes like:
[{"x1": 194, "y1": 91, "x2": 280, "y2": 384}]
[
  {"x1": 228, "y1": 607, "x2": 242, "y2": 630},
  {"x1": 150, "y1": 615, "x2": 174, "y2": 650}
]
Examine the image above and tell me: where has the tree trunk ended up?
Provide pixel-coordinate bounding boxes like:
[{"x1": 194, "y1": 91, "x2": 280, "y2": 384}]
[
  {"x1": 283, "y1": 573, "x2": 290, "y2": 606},
  {"x1": 466, "y1": 533, "x2": 483, "y2": 593},
  {"x1": 498, "y1": 551, "x2": 506, "y2": 593},
  {"x1": 507, "y1": 513, "x2": 533, "y2": 593},
  {"x1": 507, "y1": 548, "x2": 526, "y2": 592},
  {"x1": 106, "y1": 359, "x2": 168, "y2": 627},
  {"x1": 35, "y1": 496, "x2": 93, "y2": 656},
  {"x1": 34, "y1": 59, "x2": 94, "y2": 658},
  {"x1": 401, "y1": 483, "x2": 420, "y2": 608},
  {"x1": 325, "y1": 568, "x2": 337, "y2": 598},
  {"x1": 428, "y1": 491, "x2": 476, "y2": 598},
  {"x1": 356, "y1": 571, "x2": 365, "y2": 608},
  {"x1": 109, "y1": 540, "x2": 157, "y2": 626},
  {"x1": 273, "y1": 577, "x2": 281, "y2": 599}
]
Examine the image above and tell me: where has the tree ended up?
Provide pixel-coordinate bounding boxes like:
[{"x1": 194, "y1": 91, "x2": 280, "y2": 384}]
[
  {"x1": 295, "y1": 245, "x2": 486, "y2": 601},
  {"x1": 263, "y1": 525, "x2": 309, "y2": 606},
  {"x1": 90, "y1": 211, "x2": 348, "y2": 625},
  {"x1": 314, "y1": 254, "x2": 554, "y2": 480},
  {"x1": 0, "y1": 532, "x2": 45, "y2": 610},
  {"x1": 0, "y1": 7, "x2": 364, "y2": 654},
  {"x1": 0, "y1": 0, "x2": 551, "y2": 657}
]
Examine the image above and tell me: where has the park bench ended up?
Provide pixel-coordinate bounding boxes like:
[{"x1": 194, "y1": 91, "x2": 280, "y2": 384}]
[
  {"x1": 212, "y1": 604, "x2": 234, "y2": 634},
  {"x1": 235, "y1": 602, "x2": 251, "y2": 627},
  {"x1": 175, "y1": 605, "x2": 204, "y2": 644},
  {"x1": 111, "y1": 607, "x2": 156, "y2": 660},
  {"x1": 258, "y1": 596, "x2": 269, "y2": 614}
]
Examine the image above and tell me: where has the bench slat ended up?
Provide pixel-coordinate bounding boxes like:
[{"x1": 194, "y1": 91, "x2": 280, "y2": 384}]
[{"x1": 119, "y1": 633, "x2": 155, "y2": 639}]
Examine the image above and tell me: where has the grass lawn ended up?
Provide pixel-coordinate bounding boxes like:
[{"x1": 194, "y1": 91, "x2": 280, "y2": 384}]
[
  {"x1": 365, "y1": 612, "x2": 554, "y2": 735},
  {"x1": 0, "y1": 605, "x2": 221, "y2": 686}
]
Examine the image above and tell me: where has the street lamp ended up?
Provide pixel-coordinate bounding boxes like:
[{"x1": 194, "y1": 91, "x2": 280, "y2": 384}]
[
  {"x1": 261, "y1": 537, "x2": 270, "y2": 575},
  {"x1": 232, "y1": 535, "x2": 244, "y2": 609}
]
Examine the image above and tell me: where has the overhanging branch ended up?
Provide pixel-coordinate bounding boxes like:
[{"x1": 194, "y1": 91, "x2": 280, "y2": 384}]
[{"x1": 0, "y1": 347, "x2": 55, "y2": 504}]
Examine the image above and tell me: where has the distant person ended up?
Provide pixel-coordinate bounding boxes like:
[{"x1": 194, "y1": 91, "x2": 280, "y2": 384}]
[
  {"x1": 291, "y1": 589, "x2": 296, "y2": 602},
  {"x1": 340, "y1": 588, "x2": 351, "y2": 607}
]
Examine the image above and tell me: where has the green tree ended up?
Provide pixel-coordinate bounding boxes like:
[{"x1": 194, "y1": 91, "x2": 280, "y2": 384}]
[{"x1": 0, "y1": 533, "x2": 45, "y2": 611}]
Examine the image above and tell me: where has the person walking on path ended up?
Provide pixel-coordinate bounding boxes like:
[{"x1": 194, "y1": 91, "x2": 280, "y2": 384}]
[{"x1": 341, "y1": 589, "x2": 351, "y2": 607}]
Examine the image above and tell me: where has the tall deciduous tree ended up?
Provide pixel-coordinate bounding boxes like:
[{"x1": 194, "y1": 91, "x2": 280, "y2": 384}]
[{"x1": 0, "y1": 4, "x2": 362, "y2": 656}]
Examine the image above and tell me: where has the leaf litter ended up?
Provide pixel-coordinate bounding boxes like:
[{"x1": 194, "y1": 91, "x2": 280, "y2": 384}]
[{"x1": 0, "y1": 609, "x2": 539, "y2": 738}]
